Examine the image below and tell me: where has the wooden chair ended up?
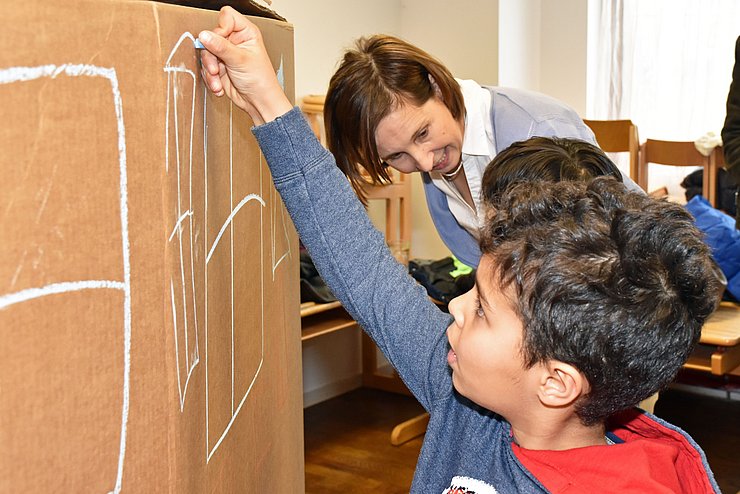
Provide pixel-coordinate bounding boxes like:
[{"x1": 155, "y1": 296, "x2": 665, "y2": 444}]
[
  {"x1": 638, "y1": 139, "x2": 718, "y2": 206},
  {"x1": 583, "y1": 119, "x2": 640, "y2": 183},
  {"x1": 301, "y1": 94, "x2": 326, "y2": 144}
]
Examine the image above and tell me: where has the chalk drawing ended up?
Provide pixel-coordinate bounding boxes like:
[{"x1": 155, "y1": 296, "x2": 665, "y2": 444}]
[
  {"x1": 162, "y1": 33, "x2": 267, "y2": 460},
  {"x1": 164, "y1": 32, "x2": 200, "y2": 413},
  {"x1": 205, "y1": 193, "x2": 265, "y2": 263},
  {"x1": 1, "y1": 33, "x2": 290, "y2": 489},
  {"x1": 203, "y1": 98, "x2": 267, "y2": 463},
  {"x1": 201, "y1": 42, "x2": 295, "y2": 463},
  {"x1": 0, "y1": 64, "x2": 131, "y2": 494},
  {"x1": 162, "y1": 32, "x2": 289, "y2": 463}
]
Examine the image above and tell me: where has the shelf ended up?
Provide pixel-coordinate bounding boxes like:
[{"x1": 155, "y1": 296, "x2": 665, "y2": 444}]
[
  {"x1": 300, "y1": 301, "x2": 342, "y2": 317},
  {"x1": 300, "y1": 94, "x2": 418, "y2": 445},
  {"x1": 301, "y1": 303, "x2": 357, "y2": 342}
]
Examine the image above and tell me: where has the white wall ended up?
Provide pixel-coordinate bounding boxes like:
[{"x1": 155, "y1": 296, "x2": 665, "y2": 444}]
[
  {"x1": 498, "y1": 0, "x2": 541, "y2": 90},
  {"x1": 540, "y1": 0, "x2": 588, "y2": 115},
  {"x1": 498, "y1": 0, "x2": 588, "y2": 115},
  {"x1": 399, "y1": 0, "x2": 499, "y2": 85},
  {"x1": 276, "y1": 0, "x2": 401, "y2": 102},
  {"x1": 279, "y1": 0, "x2": 502, "y2": 264}
]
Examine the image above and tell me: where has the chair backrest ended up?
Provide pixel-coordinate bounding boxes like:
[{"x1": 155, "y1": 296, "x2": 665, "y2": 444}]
[
  {"x1": 639, "y1": 139, "x2": 717, "y2": 206},
  {"x1": 301, "y1": 94, "x2": 326, "y2": 143},
  {"x1": 583, "y1": 119, "x2": 640, "y2": 183}
]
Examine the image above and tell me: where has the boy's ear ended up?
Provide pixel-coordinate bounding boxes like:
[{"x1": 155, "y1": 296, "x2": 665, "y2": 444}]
[
  {"x1": 537, "y1": 360, "x2": 589, "y2": 408},
  {"x1": 428, "y1": 74, "x2": 443, "y2": 99}
]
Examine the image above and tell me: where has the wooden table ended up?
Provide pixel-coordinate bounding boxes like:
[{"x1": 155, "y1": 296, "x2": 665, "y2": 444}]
[{"x1": 684, "y1": 301, "x2": 740, "y2": 376}]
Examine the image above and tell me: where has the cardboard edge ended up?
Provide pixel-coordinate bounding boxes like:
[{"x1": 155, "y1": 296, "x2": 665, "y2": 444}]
[{"x1": 152, "y1": 0, "x2": 287, "y2": 22}]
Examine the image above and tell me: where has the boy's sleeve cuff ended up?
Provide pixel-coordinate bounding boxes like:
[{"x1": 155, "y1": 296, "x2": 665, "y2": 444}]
[{"x1": 252, "y1": 106, "x2": 328, "y2": 180}]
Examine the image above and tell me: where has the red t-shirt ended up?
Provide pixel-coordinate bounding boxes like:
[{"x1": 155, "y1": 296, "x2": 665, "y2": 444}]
[{"x1": 511, "y1": 410, "x2": 716, "y2": 493}]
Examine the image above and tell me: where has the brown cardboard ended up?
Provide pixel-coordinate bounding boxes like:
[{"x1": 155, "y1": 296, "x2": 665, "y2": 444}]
[{"x1": 0, "y1": 1, "x2": 302, "y2": 491}]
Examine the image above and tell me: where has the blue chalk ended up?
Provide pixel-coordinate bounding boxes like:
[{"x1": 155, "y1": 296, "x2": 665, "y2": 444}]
[{"x1": 194, "y1": 39, "x2": 205, "y2": 49}]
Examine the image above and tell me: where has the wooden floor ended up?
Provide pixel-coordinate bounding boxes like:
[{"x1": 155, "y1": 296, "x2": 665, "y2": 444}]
[
  {"x1": 304, "y1": 386, "x2": 740, "y2": 493},
  {"x1": 303, "y1": 388, "x2": 424, "y2": 493}
]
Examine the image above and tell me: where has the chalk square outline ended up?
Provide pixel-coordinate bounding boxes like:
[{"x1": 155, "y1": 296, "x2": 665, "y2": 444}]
[{"x1": 0, "y1": 63, "x2": 131, "y2": 494}]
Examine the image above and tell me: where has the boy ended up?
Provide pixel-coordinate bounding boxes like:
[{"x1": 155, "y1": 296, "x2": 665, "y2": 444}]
[{"x1": 198, "y1": 8, "x2": 722, "y2": 492}]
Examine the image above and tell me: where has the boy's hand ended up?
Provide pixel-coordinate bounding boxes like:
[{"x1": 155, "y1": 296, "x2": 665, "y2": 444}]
[{"x1": 198, "y1": 6, "x2": 292, "y2": 125}]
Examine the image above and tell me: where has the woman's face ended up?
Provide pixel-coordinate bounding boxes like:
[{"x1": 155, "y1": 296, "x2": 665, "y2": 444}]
[{"x1": 374, "y1": 94, "x2": 464, "y2": 175}]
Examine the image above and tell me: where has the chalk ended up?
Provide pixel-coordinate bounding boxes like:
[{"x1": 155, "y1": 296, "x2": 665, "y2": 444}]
[{"x1": 194, "y1": 39, "x2": 205, "y2": 50}]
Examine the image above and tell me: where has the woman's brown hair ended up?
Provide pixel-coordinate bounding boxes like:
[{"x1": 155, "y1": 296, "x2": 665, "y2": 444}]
[{"x1": 324, "y1": 35, "x2": 465, "y2": 203}]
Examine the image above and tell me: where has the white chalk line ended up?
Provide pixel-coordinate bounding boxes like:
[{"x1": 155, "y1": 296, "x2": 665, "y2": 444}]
[
  {"x1": 168, "y1": 210, "x2": 193, "y2": 242},
  {"x1": 204, "y1": 102, "x2": 266, "y2": 463},
  {"x1": 206, "y1": 356, "x2": 264, "y2": 464},
  {"x1": 203, "y1": 83, "x2": 211, "y2": 461},
  {"x1": 230, "y1": 104, "x2": 235, "y2": 415},
  {"x1": 168, "y1": 64, "x2": 193, "y2": 375},
  {"x1": 170, "y1": 279, "x2": 183, "y2": 408},
  {"x1": 0, "y1": 280, "x2": 125, "y2": 310},
  {"x1": 171, "y1": 278, "x2": 199, "y2": 413},
  {"x1": 186, "y1": 64, "x2": 200, "y2": 389},
  {"x1": 205, "y1": 193, "x2": 265, "y2": 264},
  {"x1": 164, "y1": 33, "x2": 201, "y2": 414},
  {"x1": 206, "y1": 114, "x2": 265, "y2": 459},
  {"x1": 165, "y1": 32, "x2": 197, "y2": 67}
]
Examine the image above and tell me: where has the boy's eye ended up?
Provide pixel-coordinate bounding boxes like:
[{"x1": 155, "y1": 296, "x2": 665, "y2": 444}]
[
  {"x1": 475, "y1": 299, "x2": 485, "y2": 318},
  {"x1": 417, "y1": 128, "x2": 428, "y2": 140}
]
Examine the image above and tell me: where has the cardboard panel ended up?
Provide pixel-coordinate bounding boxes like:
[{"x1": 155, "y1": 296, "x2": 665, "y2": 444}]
[{"x1": 0, "y1": 1, "x2": 302, "y2": 492}]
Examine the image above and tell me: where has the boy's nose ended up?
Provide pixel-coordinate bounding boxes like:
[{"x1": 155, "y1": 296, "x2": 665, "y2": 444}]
[{"x1": 447, "y1": 295, "x2": 464, "y2": 328}]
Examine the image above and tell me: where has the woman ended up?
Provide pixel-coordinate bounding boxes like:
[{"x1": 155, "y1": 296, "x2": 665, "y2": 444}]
[{"x1": 324, "y1": 35, "x2": 607, "y2": 267}]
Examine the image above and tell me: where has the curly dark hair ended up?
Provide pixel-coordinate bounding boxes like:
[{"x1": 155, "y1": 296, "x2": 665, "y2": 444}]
[
  {"x1": 480, "y1": 176, "x2": 721, "y2": 425},
  {"x1": 481, "y1": 136, "x2": 624, "y2": 206}
]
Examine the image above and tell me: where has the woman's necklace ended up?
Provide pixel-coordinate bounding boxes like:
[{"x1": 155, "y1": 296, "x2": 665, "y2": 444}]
[{"x1": 441, "y1": 160, "x2": 464, "y2": 180}]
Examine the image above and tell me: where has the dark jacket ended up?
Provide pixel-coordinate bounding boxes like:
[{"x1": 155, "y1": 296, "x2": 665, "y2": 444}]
[{"x1": 721, "y1": 36, "x2": 740, "y2": 225}]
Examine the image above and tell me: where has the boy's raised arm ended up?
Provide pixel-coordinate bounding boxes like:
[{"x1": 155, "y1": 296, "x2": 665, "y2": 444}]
[{"x1": 197, "y1": 8, "x2": 454, "y2": 409}]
